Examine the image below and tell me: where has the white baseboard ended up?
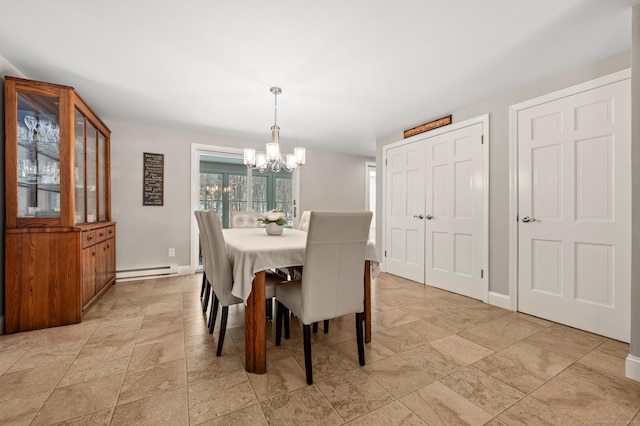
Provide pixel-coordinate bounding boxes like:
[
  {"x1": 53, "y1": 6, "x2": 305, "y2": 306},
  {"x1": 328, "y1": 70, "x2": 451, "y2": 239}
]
[
  {"x1": 626, "y1": 354, "x2": 640, "y2": 382},
  {"x1": 177, "y1": 265, "x2": 192, "y2": 276},
  {"x1": 488, "y1": 291, "x2": 512, "y2": 310}
]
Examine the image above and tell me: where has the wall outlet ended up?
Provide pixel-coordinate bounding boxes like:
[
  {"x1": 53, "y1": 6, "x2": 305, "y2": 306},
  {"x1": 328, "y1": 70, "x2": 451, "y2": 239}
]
[{"x1": 168, "y1": 248, "x2": 175, "y2": 257}]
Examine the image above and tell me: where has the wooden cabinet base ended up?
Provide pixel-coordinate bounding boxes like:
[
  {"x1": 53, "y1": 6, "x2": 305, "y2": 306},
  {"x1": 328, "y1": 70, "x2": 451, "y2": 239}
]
[
  {"x1": 82, "y1": 276, "x2": 115, "y2": 314},
  {"x1": 5, "y1": 231, "x2": 81, "y2": 333},
  {"x1": 4, "y1": 222, "x2": 116, "y2": 334}
]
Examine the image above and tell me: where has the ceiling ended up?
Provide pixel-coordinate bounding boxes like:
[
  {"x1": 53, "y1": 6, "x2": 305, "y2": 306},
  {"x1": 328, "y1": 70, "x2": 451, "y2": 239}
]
[{"x1": 0, "y1": 0, "x2": 637, "y2": 157}]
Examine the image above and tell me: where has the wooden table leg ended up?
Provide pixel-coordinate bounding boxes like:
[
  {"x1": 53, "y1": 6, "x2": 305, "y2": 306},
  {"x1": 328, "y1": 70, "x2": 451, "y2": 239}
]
[
  {"x1": 245, "y1": 271, "x2": 266, "y2": 374},
  {"x1": 364, "y1": 260, "x2": 372, "y2": 343}
]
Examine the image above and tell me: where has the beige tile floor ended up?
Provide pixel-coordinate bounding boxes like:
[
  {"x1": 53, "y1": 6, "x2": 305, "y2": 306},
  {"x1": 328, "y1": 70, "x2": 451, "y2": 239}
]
[{"x1": 0, "y1": 272, "x2": 639, "y2": 425}]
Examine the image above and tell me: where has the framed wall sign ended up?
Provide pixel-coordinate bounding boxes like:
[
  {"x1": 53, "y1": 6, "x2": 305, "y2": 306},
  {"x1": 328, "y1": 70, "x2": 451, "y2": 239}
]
[{"x1": 143, "y1": 152, "x2": 164, "y2": 206}]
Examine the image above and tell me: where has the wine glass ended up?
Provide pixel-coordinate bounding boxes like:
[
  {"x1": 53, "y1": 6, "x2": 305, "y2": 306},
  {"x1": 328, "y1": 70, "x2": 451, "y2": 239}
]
[
  {"x1": 39, "y1": 119, "x2": 52, "y2": 142},
  {"x1": 24, "y1": 115, "x2": 37, "y2": 140}
]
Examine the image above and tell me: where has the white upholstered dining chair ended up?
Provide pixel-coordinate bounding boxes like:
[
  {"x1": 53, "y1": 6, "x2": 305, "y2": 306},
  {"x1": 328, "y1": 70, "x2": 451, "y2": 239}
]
[
  {"x1": 297, "y1": 210, "x2": 311, "y2": 232},
  {"x1": 194, "y1": 211, "x2": 212, "y2": 313},
  {"x1": 230, "y1": 210, "x2": 261, "y2": 228},
  {"x1": 198, "y1": 210, "x2": 278, "y2": 356},
  {"x1": 275, "y1": 211, "x2": 372, "y2": 384}
]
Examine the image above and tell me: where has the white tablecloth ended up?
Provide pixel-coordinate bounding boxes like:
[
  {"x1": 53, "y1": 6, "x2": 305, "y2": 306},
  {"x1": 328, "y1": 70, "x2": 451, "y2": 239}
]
[{"x1": 223, "y1": 227, "x2": 379, "y2": 304}]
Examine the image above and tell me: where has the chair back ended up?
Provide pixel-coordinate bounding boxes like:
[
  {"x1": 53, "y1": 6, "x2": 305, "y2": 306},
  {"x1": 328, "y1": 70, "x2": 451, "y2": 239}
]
[
  {"x1": 230, "y1": 210, "x2": 261, "y2": 228},
  {"x1": 298, "y1": 210, "x2": 311, "y2": 231},
  {"x1": 201, "y1": 210, "x2": 241, "y2": 306},
  {"x1": 194, "y1": 211, "x2": 210, "y2": 277},
  {"x1": 300, "y1": 211, "x2": 372, "y2": 324}
]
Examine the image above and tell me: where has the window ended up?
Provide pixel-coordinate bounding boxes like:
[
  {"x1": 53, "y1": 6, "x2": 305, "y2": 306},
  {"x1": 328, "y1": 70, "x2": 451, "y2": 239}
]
[
  {"x1": 199, "y1": 158, "x2": 292, "y2": 228},
  {"x1": 191, "y1": 144, "x2": 300, "y2": 273}
]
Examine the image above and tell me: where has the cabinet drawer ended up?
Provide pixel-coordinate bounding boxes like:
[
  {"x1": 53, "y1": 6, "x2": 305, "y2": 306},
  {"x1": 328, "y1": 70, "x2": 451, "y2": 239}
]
[
  {"x1": 104, "y1": 225, "x2": 116, "y2": 240},
  {"x1": 95, "y1": 227, "x2": 108, "y2": 243},
  {"x1": 82, "y1": 230, "x2": 97, "y2": 249}
]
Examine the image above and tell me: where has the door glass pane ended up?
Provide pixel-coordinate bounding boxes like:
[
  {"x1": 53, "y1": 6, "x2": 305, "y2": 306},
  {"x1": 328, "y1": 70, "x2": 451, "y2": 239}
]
[
  {"x1": 86, "y1": 122, "x2": 98, "y2": 222},
  {"x1": 252, "y1": 176, "x2": 268, "y2": 215},
  {"x1": 228, "y1": 174, "x2": 248, "y2": 221},
  {"x1": 98, "y1": 132, "x2": 106, "y2": 221},
  {"x1": 17, "y1": 92, "x2": 61, "y2": 218},
  {"x1": 74, "y1": 109, "x2": 85, "y2": 224},
  {"x1": 199, "y1": 172, "x2": 223, "y2": 220},
  {"x1": 275, "y1": 177, "x2": 293, "y2": 226}
]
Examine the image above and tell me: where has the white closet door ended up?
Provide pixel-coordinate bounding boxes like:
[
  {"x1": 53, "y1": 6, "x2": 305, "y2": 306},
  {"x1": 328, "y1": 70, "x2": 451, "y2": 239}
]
[
  {"x1": 425, "y1": 123, "x2": 485, "y2": 300},
  {"x1": 517, "y1": 78, "x2": 631, "y2": 342},
  {"x1": 385, "y1": 140, "x2": 425, "y2": 283}
]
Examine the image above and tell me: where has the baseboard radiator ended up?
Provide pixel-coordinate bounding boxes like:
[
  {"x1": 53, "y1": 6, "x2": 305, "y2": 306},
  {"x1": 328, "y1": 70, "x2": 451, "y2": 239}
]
[{"x1": 116, "y1": 264, "x2": 178, "y2": 280}]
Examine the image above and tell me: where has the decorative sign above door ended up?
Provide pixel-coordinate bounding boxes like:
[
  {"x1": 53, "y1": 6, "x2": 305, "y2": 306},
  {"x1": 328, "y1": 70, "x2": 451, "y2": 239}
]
[{"x1": 404, "y1": 114, "x2": 452, "y2": 138}]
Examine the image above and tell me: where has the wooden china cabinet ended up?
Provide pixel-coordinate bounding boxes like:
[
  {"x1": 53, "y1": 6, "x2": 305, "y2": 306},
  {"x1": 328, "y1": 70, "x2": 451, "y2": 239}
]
[{"x1": 4, "y1": 76, "x2": 116, "y2": 333}]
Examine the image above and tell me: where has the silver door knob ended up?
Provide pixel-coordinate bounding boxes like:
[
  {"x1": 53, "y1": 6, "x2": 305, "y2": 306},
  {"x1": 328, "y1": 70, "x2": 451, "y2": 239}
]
[
  {"x1": 413, "y1": 214, "x2": 424, "y2": 219},
  {"x1": 425, "y1": 215, "x2": 434, "y2": 220},
  {"x1": 521, "y1": 216, "x2": 536, "y2": 223}
]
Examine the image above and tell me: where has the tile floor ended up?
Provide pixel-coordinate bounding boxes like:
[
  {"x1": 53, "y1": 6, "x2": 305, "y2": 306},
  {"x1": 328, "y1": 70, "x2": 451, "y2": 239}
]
[{"x1": 0, "y1": 272, "x2": 639, "y2": 425}]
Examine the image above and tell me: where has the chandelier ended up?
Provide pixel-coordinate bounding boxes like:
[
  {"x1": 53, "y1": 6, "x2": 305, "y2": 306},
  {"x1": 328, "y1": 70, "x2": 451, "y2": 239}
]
[{"x1": 243, "y1": 87, "x2": 305, "y2": 173}]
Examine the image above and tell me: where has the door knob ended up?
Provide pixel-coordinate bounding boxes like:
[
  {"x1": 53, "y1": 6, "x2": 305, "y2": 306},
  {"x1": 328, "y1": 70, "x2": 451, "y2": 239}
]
[
  {"x1": 425, "y1": 215, "x2": 434, "y2": 220},
  {"x1": 413, "y1": 214, "x2": 424, "y2": 219},
  {"x1": 521, "y1": 216, "x2": 536, "y2": 223}
]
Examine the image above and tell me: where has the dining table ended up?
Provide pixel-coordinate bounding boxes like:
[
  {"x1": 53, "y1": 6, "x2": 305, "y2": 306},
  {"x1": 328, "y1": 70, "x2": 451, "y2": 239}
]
[{"x1": 223, "y1": 227, "x2": 379, "y2": 374}]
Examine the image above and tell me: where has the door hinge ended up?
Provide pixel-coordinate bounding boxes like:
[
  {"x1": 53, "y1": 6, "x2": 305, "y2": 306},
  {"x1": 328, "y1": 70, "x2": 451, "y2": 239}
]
[
  {"x1": 481, "y1": 269, "x2": 484, "y2": 279},
  {"x1": 384, "y1": 250, "x2": 387, "y2": 257},
  {"x1": 385, "y1": 158, "x2": 388, "y2": 166},
  {"x1": 481, "y1": 135, "x2": 484, "y2": 144}
]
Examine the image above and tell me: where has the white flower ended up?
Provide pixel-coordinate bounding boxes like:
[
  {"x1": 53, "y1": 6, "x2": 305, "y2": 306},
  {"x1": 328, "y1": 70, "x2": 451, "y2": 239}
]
[{"x1": 261, "y1": 210, "x2": 286, "y2": 225}]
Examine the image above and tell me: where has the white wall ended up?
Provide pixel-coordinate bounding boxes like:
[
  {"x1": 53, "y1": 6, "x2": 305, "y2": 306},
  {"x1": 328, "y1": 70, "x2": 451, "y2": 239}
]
[
  {"x1": 110, "y1": 120, "x2": 373, "y2": 272},
  {"x1": 299, "y1": 148, "x2": 372, "y2": 212},
  {"x1": 376, "y1": 50, "x2": 631, "y2": 296}
]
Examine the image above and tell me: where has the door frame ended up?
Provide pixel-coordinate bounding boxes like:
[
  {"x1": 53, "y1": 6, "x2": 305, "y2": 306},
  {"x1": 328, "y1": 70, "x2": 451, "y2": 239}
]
[
  {"x1": 508, "y1": 68, "x2": 631, "y2": 311},
  {"x1": 382, "y1": 114, "x2": 490, "y2": 302}
]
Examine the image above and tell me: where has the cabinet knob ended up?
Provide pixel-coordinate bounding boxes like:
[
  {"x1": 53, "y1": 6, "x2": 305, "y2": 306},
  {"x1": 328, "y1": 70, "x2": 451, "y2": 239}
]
[
  {"x1": 92, "y1": 251, "x2": 96, "y2": 256},
  {"x1": 87, "y1": 236, "x2": 93, "y2": 240},
  {"x1": 99, "y1": 233, "x2": 104, "y2": 237}
]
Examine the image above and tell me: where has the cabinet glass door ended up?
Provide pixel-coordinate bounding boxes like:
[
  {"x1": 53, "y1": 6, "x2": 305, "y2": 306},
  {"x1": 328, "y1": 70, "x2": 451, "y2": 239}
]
[
  {"x1": 16, "y1": 92, "x2": 61, "y2": 219},
  {"x1": 74, "y1": 108, "x2": 86, "y2": 224},
  {"x1": 98, "y1": 132, "x2": 107, "y2": 221},
  {"x1": 86, "y1": 123, "x2": 98, "y2": 223}
]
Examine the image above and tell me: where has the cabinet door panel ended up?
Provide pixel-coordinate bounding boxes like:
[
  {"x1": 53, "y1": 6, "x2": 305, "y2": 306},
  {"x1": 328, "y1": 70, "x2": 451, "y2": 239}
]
[{"x1": 82, "y1": 247, "x2": 96, "y2": 306}]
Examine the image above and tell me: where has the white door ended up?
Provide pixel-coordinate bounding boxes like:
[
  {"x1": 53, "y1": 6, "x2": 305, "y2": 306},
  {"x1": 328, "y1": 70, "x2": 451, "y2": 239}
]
[
  {"x1": 517, "y1": 79, "x2": 631, "y2": 342},
  {"x1": 385, "y1": 140, "x2": 425, "y2": 282},
  {"x1": 425, "y1": 123, "x2": 485, "y2": 300}
]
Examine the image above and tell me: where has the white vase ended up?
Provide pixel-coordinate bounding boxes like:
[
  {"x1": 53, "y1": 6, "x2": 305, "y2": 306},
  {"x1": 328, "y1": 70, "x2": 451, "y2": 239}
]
[{"x1": 266, "y1": 222, "x2": 283, "y2": 235}]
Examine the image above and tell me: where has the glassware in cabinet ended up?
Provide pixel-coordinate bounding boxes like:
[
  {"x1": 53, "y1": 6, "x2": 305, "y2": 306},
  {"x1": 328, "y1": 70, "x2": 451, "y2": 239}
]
[{"x1": 16, "y1": 91, "x2": 61, "y2": 219}]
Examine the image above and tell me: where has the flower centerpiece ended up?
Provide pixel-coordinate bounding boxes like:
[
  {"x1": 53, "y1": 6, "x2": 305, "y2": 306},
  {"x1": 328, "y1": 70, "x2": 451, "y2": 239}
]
[{"x1": 260, "y1": 210, "x2": 286, "y2": 235}]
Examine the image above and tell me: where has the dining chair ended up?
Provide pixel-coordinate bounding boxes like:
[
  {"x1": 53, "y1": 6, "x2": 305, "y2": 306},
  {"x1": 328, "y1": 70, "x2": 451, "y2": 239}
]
[
  {"x1": 275, "y1": 211, "x2": 372, "y2": 384},
  {"x1": 200, "y1": 210, "x2": 278, "y2": 356},
  {"x1": 194, "y1": 211, "x2": 212, "y2": 313},
  {"x1": 230, "y1": 210, "x2": 261, "y2": 228},
  {"x1": 297, "y1": 210, "x2": 311, "y2": 232}
]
